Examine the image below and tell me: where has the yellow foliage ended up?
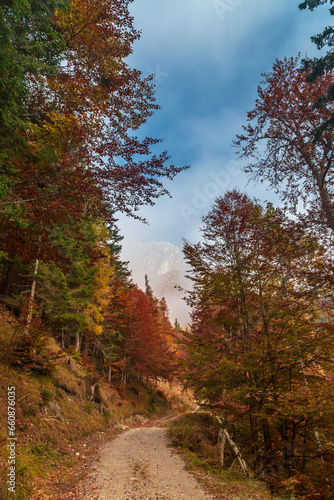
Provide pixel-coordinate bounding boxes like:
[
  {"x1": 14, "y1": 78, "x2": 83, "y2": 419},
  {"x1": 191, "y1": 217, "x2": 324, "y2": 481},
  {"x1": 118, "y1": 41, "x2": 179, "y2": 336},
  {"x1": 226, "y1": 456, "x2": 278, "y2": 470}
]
[{"x1": 83, "y1": 222, "x2": 113, "y2": 336}]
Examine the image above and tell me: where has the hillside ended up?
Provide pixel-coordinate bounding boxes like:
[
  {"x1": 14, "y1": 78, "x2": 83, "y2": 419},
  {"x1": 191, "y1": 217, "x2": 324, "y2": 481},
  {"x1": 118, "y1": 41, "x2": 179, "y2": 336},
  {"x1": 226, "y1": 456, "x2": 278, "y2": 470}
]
[{"x1": 0, "y1": 306, "x2": 193, "y2": 499}]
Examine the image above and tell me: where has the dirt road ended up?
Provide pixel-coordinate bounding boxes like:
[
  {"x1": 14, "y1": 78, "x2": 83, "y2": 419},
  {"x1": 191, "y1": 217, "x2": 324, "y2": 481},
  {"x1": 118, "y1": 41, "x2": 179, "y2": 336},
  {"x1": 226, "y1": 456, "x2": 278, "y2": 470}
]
[{"x1": 81, "y1": 425, "x2": 215, "y2": 499}]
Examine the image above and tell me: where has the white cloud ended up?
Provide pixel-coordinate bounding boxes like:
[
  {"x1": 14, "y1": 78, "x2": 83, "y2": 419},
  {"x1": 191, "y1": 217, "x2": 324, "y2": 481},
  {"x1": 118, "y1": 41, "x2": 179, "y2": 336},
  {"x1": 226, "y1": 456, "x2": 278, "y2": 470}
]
[
  {"x1": 117, "y1": 0, "x2": 330, "y2": 320},
  {"x1": 129, "y1": 0, "x2": 324, "y2": 70}
]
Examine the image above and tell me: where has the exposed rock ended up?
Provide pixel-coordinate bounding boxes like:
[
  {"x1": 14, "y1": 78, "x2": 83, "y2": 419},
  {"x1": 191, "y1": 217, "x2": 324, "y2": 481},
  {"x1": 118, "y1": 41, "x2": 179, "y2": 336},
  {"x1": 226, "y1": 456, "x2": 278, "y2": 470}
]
[{"x1": 122, "y1": 240, "x2": 191, "y2": 326}]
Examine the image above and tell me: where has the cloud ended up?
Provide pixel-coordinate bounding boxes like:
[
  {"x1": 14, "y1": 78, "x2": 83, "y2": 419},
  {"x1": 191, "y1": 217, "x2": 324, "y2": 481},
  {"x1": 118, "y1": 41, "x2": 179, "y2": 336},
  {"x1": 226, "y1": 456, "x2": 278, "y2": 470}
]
[
  {"x1": 129, "y1": 0, "x2": 324, "y2": 73},
  {"x1": 117, "y1": 0, "x2": 329, "y2": 249},
  {"x1": 114, "y1": 1, "x2": 332, "y2": 331}
]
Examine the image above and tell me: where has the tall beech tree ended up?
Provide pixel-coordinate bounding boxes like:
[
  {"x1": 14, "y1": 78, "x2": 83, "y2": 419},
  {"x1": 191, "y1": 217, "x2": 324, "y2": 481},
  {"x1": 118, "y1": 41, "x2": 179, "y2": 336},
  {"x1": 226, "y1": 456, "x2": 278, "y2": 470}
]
[
  {"x1": 0, "y1": 0, "x2": 188, "y2": 346},
  {"x1": 40, "y1": 0, "x2": 187, "y2": 218},
  {"x1": 183, "y1": 190, "x2": 334, "y2": 477},
  {"x1": 235, "y1": 57, "x2": 334, "y2": 230},
  {"x1": 0, "y1": 0, "x2": 71, "y2": 267}
]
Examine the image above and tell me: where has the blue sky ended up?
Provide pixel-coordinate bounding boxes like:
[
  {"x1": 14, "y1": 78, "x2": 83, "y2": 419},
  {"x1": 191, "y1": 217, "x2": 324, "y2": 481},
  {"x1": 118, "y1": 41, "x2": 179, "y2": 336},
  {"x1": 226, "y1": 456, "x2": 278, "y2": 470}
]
[{"x1": 117, "y1": 0, "x2": 330, "y2": 249}]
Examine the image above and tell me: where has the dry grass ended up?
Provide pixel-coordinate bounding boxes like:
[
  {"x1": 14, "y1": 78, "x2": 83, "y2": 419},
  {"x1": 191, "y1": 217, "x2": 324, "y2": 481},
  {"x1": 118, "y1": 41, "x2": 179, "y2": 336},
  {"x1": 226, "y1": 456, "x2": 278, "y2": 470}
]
[
  {"x1": 51, "y1": 364, "x2": 85, "y2": 397},
  {"x1": 0, "y1": 308, "x2": 193, "y2": 499}
]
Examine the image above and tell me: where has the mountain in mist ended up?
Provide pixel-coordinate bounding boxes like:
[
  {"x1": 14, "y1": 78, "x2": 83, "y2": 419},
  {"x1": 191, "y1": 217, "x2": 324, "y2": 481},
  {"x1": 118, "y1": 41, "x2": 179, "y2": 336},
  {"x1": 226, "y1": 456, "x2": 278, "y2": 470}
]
[{"x1": 121, "y1": 240, "x2": 191, "y2": 327}]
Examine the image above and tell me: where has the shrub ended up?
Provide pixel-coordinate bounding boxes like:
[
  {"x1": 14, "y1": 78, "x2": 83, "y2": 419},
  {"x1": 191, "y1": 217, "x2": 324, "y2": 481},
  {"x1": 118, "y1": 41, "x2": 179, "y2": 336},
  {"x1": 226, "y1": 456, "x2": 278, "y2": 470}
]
[{"x1": 168, "y1": 413, "x2": 220, "y2": 468}]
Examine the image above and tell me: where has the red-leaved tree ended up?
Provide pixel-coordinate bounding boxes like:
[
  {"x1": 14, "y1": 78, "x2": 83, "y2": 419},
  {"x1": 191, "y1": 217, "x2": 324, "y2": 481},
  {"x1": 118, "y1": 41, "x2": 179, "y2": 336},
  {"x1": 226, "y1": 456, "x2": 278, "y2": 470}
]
[{"x1": 235, "y1": 57, "x2": 334, "y2": 230}]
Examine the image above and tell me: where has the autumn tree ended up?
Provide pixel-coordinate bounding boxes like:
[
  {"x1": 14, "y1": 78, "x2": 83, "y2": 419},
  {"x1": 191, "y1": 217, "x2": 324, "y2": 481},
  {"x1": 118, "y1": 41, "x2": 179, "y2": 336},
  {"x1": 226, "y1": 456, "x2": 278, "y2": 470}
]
[
  {"x1": 0, "y1": 0, "x2": 187, "y2": 277},
  {"x1": 103, "y1": 276, "x2": 177, "y2": 386},
  {"x1": 0, "y1": 0, "x2": 187, "y2": 352},
  {"x1": 0, "y1": 0, "x2": 72, "y2": 270},
  {"x1": 183, "y1": 190, "x2": 334, "y2": 478},
  {"x1": 235, "y1": 57, "x2": 334, "y2": 231},
  {"x1": 4, "y1": 0, "x2": 187, "y2": 218}
]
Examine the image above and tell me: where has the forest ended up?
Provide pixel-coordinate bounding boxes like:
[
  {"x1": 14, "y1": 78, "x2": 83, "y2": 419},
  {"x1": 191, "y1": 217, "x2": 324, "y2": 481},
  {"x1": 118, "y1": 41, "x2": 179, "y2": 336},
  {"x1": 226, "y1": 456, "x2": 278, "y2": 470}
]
[
  {"x1": 1, "y1": 0, "x2": 334, "y2": 499},
  {"x1": 0, "y1": 0, "x2": 185, "y2": 380}
]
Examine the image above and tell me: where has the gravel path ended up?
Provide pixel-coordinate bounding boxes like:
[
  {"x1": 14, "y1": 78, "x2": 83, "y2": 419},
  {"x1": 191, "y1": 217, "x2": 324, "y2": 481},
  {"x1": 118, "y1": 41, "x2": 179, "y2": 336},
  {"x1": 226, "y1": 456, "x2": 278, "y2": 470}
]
[{"x1": 82, "y1": 426, "x2": 215, "y2": 499}]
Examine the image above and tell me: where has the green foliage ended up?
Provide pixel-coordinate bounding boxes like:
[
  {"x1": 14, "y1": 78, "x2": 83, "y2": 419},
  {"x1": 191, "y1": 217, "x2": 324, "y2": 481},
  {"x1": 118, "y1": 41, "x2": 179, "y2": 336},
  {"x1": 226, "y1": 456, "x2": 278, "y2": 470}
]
[
  {"x1": 6, "y1": 325, "x2": 57, "y2": 374},
  {"x1": 299, "y1": 0, "x2": 334, "y2": 80},
  {"x1": 298, "y1": 0, "x2": 334, "y2": 141},
  {"x1": 84, "y1": 403, "x2": 94, "y2": 414},
  {"x1": 30, "y1": 443, "x2": 60, "y2": 460},
  {"x1": 66, "y1": 348, "x2": 82, "y2": 364},
  {"x1": 149, "y1": 393, "x2": 167, "y2": 413},
  {"x1": 41, "y1": 388, "x2": 52, "y2": 403},
  {"x1": 168, "y1": 413, "x2": 220, "y2": 469},
  {"x1": 0, "y1": 0, "x2": 67, "y2": 150},
  {"x1": 183, "y1": 190, "x2": 334, "y2": 491},
  {"x1": 36, "y1": 217, "x2": 99, "y2": 347},
  {"x1": 14, "y1": 448, "x2": 47, "y2": 499},
  {"x1": 102, "y1": 408, "x2": 111, "y2": 422}
]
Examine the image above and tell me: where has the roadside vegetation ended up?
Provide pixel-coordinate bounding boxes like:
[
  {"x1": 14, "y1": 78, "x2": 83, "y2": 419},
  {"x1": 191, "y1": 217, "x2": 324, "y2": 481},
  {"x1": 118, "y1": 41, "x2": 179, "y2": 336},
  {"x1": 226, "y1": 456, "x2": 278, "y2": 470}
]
[
  {"x1": 0, "y1": 306, "x2": 190, "y2": 499},
  {"x1": 168, "y1": 413, "x2": 274, "y2": 500}
]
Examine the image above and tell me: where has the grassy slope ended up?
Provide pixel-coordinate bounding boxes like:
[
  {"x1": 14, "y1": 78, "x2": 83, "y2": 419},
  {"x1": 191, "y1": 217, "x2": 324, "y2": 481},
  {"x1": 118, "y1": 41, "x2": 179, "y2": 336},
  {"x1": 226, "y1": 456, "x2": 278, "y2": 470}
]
[{"x1": 0, "y1": 308, "x2": 187, "y2": 499}]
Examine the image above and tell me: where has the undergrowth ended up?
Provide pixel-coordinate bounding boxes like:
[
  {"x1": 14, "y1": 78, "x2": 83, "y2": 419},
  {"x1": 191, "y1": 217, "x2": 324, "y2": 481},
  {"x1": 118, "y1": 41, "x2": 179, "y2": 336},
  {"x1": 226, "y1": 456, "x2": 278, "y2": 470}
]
[
  {"x1": 0, "y1": 307, "x2": 185, "y2": 499},
  {"x1": 168, "y1": 413, "x2": 276, "y2": 500},
  {"x1": 168, "y1": 413, "x2": 334, "y2": 499}
]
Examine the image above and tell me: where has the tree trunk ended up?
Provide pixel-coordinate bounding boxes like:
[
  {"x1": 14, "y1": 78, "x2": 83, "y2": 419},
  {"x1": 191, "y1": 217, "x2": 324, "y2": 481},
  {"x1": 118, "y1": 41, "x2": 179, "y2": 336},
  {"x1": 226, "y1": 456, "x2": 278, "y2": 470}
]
[
  {"x1": 306, "y1": 156, "x2": 334, "y2": 230},
  {"x1": 75, "y1": 331, "x2": 81, "y2": 352},
  {"x1": 121, "y1": 357, "x2": 128, "y2": 387},
  {"x1": 298, "y1": 351, "x2": 323, "y2": 459},
  {"x1": 23, "y1": 258, "x2": 39, "y2": 336},
  {"x1": 218, "y1": 428, "x2": 227, "y2": 467},
  {"x1": 224, "y1": 429, "x2": 249, "y2": 476},
  {"x1": 216, "y1": 417, "x2": 249, "y2": 476},
  {"x1": 2, "y1": 259, "x2": 15, "y2": 296},
  {"x1": 317, "y1": 176, "x2": 334, "y2": 231}
]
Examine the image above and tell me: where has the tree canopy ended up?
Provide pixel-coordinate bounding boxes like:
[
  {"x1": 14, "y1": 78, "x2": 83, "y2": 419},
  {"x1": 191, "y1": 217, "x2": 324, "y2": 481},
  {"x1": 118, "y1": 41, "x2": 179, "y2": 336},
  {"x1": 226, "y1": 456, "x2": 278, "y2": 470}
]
[
  {"x1": 0, "y1": 0, "x2": 185, "y2": 389},
  {"x1": 183, "y1": 190, "x2": 334, "y2": 482},
  {"x1": 0, "y1": 0, "x2": 188, "y2": 264}
]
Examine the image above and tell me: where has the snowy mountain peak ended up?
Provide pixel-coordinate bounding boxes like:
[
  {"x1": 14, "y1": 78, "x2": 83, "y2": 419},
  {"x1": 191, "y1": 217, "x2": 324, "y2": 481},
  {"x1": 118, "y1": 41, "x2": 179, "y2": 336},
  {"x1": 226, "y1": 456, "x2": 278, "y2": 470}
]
[{"x1": 121, "y1": 240, "x2": 190, "y2": 326}]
